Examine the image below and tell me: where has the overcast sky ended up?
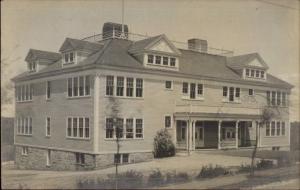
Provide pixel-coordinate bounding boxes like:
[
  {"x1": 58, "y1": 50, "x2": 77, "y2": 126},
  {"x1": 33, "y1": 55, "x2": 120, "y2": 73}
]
[{"x1": 1, "y1": 0, "x2": 299, "y2": 121}]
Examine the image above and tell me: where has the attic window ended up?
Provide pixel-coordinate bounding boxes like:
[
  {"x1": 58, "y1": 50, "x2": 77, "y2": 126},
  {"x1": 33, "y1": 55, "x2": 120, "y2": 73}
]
[
  {"x1": 29, "y1": 61, "x2": 36, "y2": 72},
  {"x1": 245, "y1": 68, "x2": 266, "y2": 79},
  {"x1": 64, "y1": 52, "x2": 75, "y2": 65}
]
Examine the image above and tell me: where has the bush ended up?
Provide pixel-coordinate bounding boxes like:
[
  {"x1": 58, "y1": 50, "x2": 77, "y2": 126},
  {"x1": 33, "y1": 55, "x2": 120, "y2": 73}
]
[
  {"x1": 118, "y1": 170, "x2": 144, "y2": 188},
  {"x1": 256, "y1": 159, "x2": 274, "y2": 170},
  {"x1": 238, "y1": 164, "x2": 253, "y2": 173},
  {"x1": 197, "y1": 165, "x2": 230, "y2": 179},
  {"x1": 153, "y1": 129, "x2": 175, "y2": 158},
  {"x1": 148, "y1": 169, "x2": 164, "y2": 187},
  {"x1": 165, "y1": 171, "x2": 190, "y2": 184}
]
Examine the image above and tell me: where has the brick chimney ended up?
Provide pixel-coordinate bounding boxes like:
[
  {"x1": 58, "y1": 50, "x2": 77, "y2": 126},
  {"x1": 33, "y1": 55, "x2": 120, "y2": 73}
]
[{"x1": 188, "y1": 38, "x2": 208, "y2": 53}]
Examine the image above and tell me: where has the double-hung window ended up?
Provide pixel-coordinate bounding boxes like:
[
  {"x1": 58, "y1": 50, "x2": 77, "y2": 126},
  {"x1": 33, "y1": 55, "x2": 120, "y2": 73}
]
[
  {"x1": 170, "y1": 58, "x2": 176, "y2": 67},
  {"x1": 67, "y1": 117, "x2": 89, "y2": 139},
  {"x1": 106, "y1": 118, "x2": 114, "y2": 138},
  {"x1": 165, "y1": 81, "x2": 172, "y2": 89},
  {"x1": 116, "y1": 118, "x2": 124, "y2": 138},
  {"x1": 277, "y1": 92, "x2": 281, "y2": 105},
  {"x1": 64, "y1": 52, "x2": 75, "y2": 64},
  {"x1": 116, "y1": 77, "x2": 124, "y2": 96},
  {"x1": 106, "y1": 76, "x2": 114, "y2": 96},
  {"x1": 235, "y1": 88, "x2": 240, "y2": 99},
  {"x1": 229, "y1": 87, "x2": 234, "y2": 102},
  {"x1": 197, "y1": 84, "x2": 203, "y2": 96},
  {"x1": 281, "y1": 122, "x2": 285, "y2": 135},
  {"x1": 282, "y1": 92, "x2": 286, "y2": 106},
  {"x1": 68, "y1": 76, "x2": 90, "y2": 97},
  {"x1": 136, "y1": 79, "x2": 143, "y2": 97},
  {"x1": 126, "y1": 78, "x2": 134, "y2": 97},
  {"x1": 135, "y1": 119, "x2": 143, "y2": 138},
  {"x1": 190, "y1": 83, "x2": 196, "y2": 99},
  {"x1": 148, "y1": 54, "x2": 154, "y2": 64},
  {"x1": 46, "y1": 81, "x2": 51, "y2": 100},
  {"x1": 266, "y1": 91, "x2": 270, "y2": 105},
  {"x1": 266, "y1": 122, "x2": 270, "y2": 136},
  {"x1": 17, "y1": 117, "x2": 32, "y2": 135},
  {"x1": 163, "y1": 57, "x2": 168, "y2": 65},
  {"x1": 271, "y1": 91, "x2": 276, "y2": 106},
  {"x1": 246, "y1": 69, "x2": 250, "y2": 76},
  {"x1": 155, "y1": 56, "x2": 161, "y2": 64},
  {"x1": 16, "y1": 84, "x2": 33, "y2": 102},
  {"x1": 182, "y1": 82, "x2": 188, "y2": 94},
  {"x1": 223, "y1": 87, "x2": 228, "y2": 97},
  {"x1": 165, "y1": 116, "x2": 171, "y2": 128},
  {"x1": 271, "y1": 121, "x2": 275, "y2": 136},
  {"x1": 276, "y1": 121, "x2": 281, "y2": 136},
  {"x1": 126, "y1": 118, "x2": 134, "y2": 139},
  {"x1": 46, "y1": 117, "x2": 51, "y2": 136},
  {"x1": 249, "y1": 89, "x2": 254, "y2": 96}
]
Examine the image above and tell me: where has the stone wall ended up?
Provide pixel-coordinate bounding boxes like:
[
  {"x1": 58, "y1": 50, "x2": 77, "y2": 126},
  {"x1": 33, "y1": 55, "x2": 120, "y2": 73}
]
[{"x1": 15, "y1": 146, "x2": 154, "y2": 170}]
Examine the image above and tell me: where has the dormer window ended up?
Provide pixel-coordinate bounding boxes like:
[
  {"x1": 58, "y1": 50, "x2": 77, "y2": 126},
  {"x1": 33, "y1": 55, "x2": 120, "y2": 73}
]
[
  {"x1": 29, "y1": 61, "x2": 36, "y2": 72},
  {"x1": 148, "y1": 54, "x2": 154, "y2": 64},
  {"x1": 155, "y1": 56, "x2": 161, "y2": 64},
  {"x1": 170, "y1": 58, "x2": 176, "y2": 67},
  {"x1": 245, "y1": 68, "x2": 266, "y2": 80},
  {"x1": 146, "y1": 54, "x2": 178, "y2": 69},
  {"x1": 64, "y1": 52, "x2": 75, "y2": 65}
]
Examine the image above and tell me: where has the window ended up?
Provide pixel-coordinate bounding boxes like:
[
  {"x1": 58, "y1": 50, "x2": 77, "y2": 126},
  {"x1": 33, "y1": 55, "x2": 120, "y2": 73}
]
[
  {"x1": 197, "y1": 84, "x2": 203, "y2": 96},
  {"x1": 182, "y1": 82, "x2": 188, "y2": 94},
  {"x1": 249, "y1": 89, "x2": 253, "y2": 96},
  {"x1": 276, "y1": 122, "x2": 281, "y2": 136},
  {"x1": 114, "y1": 154, "x2": 121, "y2": 164},
  {"x1": 106, "y1": 118, "x2": 114, "y2": 138},
  {"x1": 64, "y1": 52, "x2": 75, "y2": 64},
  {"x1": 67, "y1": 118, "x2": 72, "y2": 137},
  {"x1": 135, "y1": 119, "x2": 143, "y2": 138},
  {"x1": 271, "y1": 91, "x2": 276, "y2": 106},
  {"x1": 155, "y1": 56, "x2": 161, "y2": 64},
  {"x1": 136, "y1": 78, "x2": 143, "y2": 97},
  {"x1": 79, "y1": 118, "x2": 84, "y2": 138},
  {"x1": 16, "y1": 84, "x2": 33, "y2": 102},
  {"x1": 79, "y1": 76, "x2": 84, "y2": 96},
  {"x1": 67, "y1": 117, "x2": 89, "y2": 139},
  {"x1": 223, "y1": 87, "x2": 228, "y2": 97},
  {"x1": 229, "y1": 87, "x2": 234, "y2": 101},
  {"x1": 221, "y1": 128, "x2": 226, "y2": 140},
  {"x1": 116, "y1": 77, "x2": 124, "y2": 96},
  {"x1": 85, "y1": 76, "x2": 90, "y2": 95},
  {"x1": 261, "y1": 71, "x2": 265, "y2": 78},
  {"x1": 126, "y1": 78, "x2": 134, "y2": 97},
  {"x1": 250, "y1": 69, "x2": 255, "y2": 77},
  {"x1": 267, "y1": 91, "x2": 270, "y2": 105},
  {"x1": 235, "y1": 88, "x2": 240, "y2": 98},
  {"x1": 29, "y1": 61, "x2": 36, "y2": 72},
  {"x1": 163, "y1": 57, "x2": 168, "y2": 65},
  {"x1": 281, "y1": 122, "x2": 285, "y2": 135},
  {"x1": 122, "y1": 154, "x2": 129, "y2": 163},
  {"x1": 106, "y1": 76, "x2": 114, "y2": 96},
  {"x1": 68, "y1": 75, "x2": 90, "y2": 97},
  {"x1": 282, "y1": 92, "x2": 286, "y2": 106},
  {"x1": 116, "y1": 118, "x2": 124, "y2": 138},
  {"x1": 266, "y1": 122, "x2": 270, "y2": 136},
  {"x1": 190, "y1": 83, "x2": 196, "y2": 99},
  {"x1": 255, "y1": 70, "x2": 260, "y2": 78},
  {"x1": 271, "y1": 121, "x2": 275, "y2": 136},
  {"x1": 46, "y1": 117, "x2": 51, "y2": 136},
  {"x1": 126, "y1": 119, "x2": 134, "y2": 139},
  {"x1": 165, "y1": 81, "x2": 172, "y2": 89},
  {"x1": 147, "y1": 54, "x2": 154, "y2": 64},
  {"x1": 46, "y1": 150, "x2": 51, "y2": 166},
  {"x1": 85, "y1": 118, "x2": 89, "y2": 138},
  {"x1": 46, "y1": 81, "x2": 51, "y2": 99},
  {"x1": 22, "y1": 147, "x2": 28, "y2": 155},
  {"x1": 277, "y1": 92, "x2": 281, "y2": 105},
  {"x1": 165, "y1": 116, "x2": 171, "y2": 128},
  {"x1": 246, "y1": 69, "x2": 250, "y2": 76},
  {"x1": 75, "y1": 153, "x2": 85, "y2": 164},
  {"x1": 170, "y1": 58, "x2": 176, "y2": 67},
  {"x1": 17, "y1": 117, "x2": 32, "y2": 135}
]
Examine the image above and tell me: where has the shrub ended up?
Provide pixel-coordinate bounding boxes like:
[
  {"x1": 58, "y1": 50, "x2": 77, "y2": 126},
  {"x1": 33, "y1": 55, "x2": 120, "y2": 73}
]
[
  {"x1": 153, "y1": 129, "x2": 175, "y2": 158},
  {"x1": 165, "y1": 171, "x2": 190, "y2": 184},
  {"x1": 197, "y1": 165, "x2": 230, "y2": 179},
  {"x1": 118, "y1": 170, "x2": 144, "y2": 188},
  {"x1": 148, "y1": 169, "x2": 164, "y2": 187},
  {"x1": 256, "y1": 159, "x2": 274, "y2": 170},
  {"x1": 238, "y1": 164, "x2": 253, "y2": 173}
]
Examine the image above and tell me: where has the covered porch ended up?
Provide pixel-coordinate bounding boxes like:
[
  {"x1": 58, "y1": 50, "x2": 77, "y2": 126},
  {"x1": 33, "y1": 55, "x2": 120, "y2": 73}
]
[{"x1": 174, "y1": 113, "x2": 261, "y2": 151}]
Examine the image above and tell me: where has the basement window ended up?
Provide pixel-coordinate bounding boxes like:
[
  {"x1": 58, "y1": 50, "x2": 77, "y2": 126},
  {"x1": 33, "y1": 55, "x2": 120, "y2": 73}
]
[
  {"x1": 114, "y1": 154, "x2": 129, "y2": 164},
  {"x1": 75, "y1": 153, "x2": 85, "y2": 164},
  {"x1": 22, "y1": 147, "x2": 28, "y2": 155}
]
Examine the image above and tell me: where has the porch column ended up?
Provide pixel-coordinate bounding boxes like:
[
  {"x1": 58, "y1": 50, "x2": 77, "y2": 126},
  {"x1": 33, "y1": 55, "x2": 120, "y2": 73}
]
[
  {"x1": 186, "y1": 120, "x2": 189, "y2": 151},
  {"x1": 235, "y1": 120, "x2": 239, "y2": 149},
  {"x1": 192, "y1": 121, "x2": 195, "y2": 150},
  {"x1": 188, "y1": 120, "x2": 193, "y2": 153},
  {"x1": 174, "y1": 118, "x2": 177, "y2": 146},
  {"x1": 218, "y1": 120, "x2": 222, "y2": 149}
]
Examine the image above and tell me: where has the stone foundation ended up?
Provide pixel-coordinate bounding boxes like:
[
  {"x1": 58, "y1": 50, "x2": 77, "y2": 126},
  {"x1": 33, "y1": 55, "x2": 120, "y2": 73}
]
[{"x1": 15, "y1": 146, "x2": 153, "y2": 170}]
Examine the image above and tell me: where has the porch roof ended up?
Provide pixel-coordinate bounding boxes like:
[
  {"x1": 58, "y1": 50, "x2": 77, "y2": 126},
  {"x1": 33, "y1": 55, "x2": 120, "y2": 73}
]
[{"x1": 174, "y1": 112, "x2": 261, "y2": 121}]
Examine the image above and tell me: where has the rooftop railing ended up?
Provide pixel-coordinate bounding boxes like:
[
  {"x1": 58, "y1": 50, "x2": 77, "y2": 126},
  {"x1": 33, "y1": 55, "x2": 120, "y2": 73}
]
[{"x1": 81, "y1": 30, "x2": 234, "y2": 56}]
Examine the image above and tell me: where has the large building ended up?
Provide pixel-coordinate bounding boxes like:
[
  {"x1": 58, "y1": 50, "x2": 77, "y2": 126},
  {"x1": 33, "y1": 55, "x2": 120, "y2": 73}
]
[{"x1": 12, "y1": 22, "x2": 293, "y2": 170}]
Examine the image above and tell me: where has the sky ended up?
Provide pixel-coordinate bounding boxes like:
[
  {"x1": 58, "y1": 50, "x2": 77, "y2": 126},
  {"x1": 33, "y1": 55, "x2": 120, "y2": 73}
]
[{"x1": 1, "y1": 0, "x2": 299, "y2": 121}]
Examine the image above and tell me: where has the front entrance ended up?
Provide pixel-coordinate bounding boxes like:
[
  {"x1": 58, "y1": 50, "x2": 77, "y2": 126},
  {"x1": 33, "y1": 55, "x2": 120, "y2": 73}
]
[{"x1": 195, "y1": 127, "x2": 204, "y2": 148}]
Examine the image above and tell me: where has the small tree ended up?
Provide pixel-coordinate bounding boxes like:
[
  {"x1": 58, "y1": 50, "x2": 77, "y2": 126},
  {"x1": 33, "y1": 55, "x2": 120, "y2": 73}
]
[{"x1": 154, "y1": 129, "x2": 175, "y2": 158}]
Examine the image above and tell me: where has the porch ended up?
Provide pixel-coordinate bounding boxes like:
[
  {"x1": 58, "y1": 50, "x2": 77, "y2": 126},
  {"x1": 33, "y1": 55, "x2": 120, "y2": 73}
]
[{"x1": 175, "y1": 117, "x2": 260, "y2": 151}]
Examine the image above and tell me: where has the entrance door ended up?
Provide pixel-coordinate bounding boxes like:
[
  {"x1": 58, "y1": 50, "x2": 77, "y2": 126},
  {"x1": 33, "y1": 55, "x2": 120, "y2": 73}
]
[{"x1": 195, "y1": 127, "x2": 204, "y2": 148}]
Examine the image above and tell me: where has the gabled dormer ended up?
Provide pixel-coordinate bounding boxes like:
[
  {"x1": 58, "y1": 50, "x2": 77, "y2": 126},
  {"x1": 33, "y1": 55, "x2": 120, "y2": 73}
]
[
  {"x1": 59, "y1": 38, "x2": 103, "y2": 67},
  {"x1": 128, "y1": 34, "x2": 181, "y2": 71},
  {"x1": 25, "y1": 49, "x2": 61, "y2": 72},
  {"x1": 226, "y1": 53, "x2": 269, "y2": 81}
]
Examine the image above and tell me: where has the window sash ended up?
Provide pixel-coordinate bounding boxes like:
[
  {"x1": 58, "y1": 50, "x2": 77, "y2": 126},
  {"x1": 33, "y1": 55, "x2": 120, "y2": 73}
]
[
  {"x1": 190, "y1": 83, "x2": 196, "y2": 99},
  {"x1": 147, "y1": 54, "x2": 154, "y2": 63},
  {"x1": 79, "y1": 76, "x2": 84, "y2": 96},
  {"x1": 223, "y1": 87, "x2": 228, "y2": 97},
  {"x1": 46, "y1": 81, "x2": 51, "y2": 99},
  {"x1": 106, "y1": 76, "x2": 114, "y2": 96},
  {"x1": 165, "y1": 116, "x2": 171, "y2": 128},
  {"x1": 46, "y1": 117, "x2": 51, "y2": 136},
  {"x1": 116, "y1": 77, "x2": 124, "y2": 96},
  {"x1": 235, "y1": 88, "x2": 240, "y2": 98},
  {"x1": 276, "y1": 122, "x2": 281, "y2": 136},
  {"x1": 266, "y1": 122, "x2": 270, "y2": 136},
  {"x1": 165, "y1": 81, "x2": 172, "y2": 89},
  {"x1": 170, "y1": 58, "x2": 176, "y2": 66},
  {"x1": 271, "y1": 121, "x2": 275, "y2": 136},
  {"x1": 85, "y1": 118, "x2": 89, "y2": 138},
  {"x1": 135, "y1": 119, "x2": 143, "y2": 138},
  {"x1": 163, "y1": 57, "x2": 168, "y2": 65},
  {"x1": 182, "y1": 82, "x2": 188, "y2": 94},
  {"x1": 271, "y1": 91, "x2": 276, "y2": 106},
  {"x1": 126, "y1": 118, "x2": 134, "y2": 138},
  {"x1": 136, "y1": 79, "x2": 143, "y2": 97},
  {"x1": 126, "y1": 78, "x2": 134, "y2": 97},
  {"x1": 229, "y1": 87, "x2": 234, "y2": 101},
  {"x1": 197, "y1": 84, "x2": 203, "y2": 95},
  {"x1": 281, "y1": 122, "x2": 285, "y2": 135},
  {"x1": 85, "y1": 76, "x2": 90, "y2": 95},
  {"x1": 155, "y1": 56, "x2": 161, "y2": 64},
  {"x1": 67, "y1": 118, "x2": 72, "y2": 137}
]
